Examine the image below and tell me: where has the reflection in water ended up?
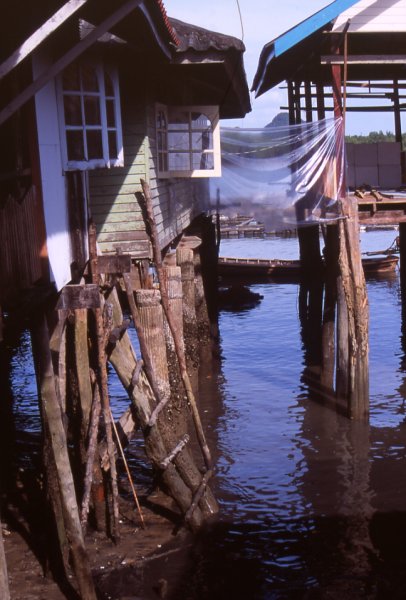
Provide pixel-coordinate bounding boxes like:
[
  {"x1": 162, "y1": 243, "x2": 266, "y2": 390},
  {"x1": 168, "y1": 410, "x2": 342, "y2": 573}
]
[{"x1": 179, "y1": 236, "x2": 406, "y2": 598}]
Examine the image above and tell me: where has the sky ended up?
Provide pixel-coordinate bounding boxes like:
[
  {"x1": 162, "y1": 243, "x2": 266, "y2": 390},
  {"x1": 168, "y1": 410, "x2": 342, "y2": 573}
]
[{"x1": 165, "y1": 0, "x2": 398, "y2": 134}]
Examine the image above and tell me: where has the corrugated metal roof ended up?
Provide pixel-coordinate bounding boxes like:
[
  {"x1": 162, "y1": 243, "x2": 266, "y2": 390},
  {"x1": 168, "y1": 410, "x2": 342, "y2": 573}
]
[
  {"x1": 273, "y1": 0, "x2": 360, "y2": 57},
  {"x1": 253, "y1": 0, "x2": 361, "y2": 96}
]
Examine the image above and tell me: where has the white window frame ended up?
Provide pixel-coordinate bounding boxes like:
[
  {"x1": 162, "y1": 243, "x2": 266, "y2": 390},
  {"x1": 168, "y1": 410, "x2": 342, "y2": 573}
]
[
  {"x1": 57, "y1": 60, "x2": 124, "y2": 171},
  {"x1": 156, "y1": 104, "x2": 221, "y2": 178}
]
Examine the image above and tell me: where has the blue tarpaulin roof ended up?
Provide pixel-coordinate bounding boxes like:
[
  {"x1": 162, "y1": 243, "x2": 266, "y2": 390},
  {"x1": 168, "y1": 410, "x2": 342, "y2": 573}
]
[{"x1": 253, "y1": 0, "x2": 361, "y2": 95}]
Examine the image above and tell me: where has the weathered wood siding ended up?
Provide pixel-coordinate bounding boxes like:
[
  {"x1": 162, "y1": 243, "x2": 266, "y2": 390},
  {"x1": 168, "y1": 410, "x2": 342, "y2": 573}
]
[
  {"x1": 0, "y1": 185, "x2": 43, "y2": 304},
  {"x1": 89, "y1": 92, "x2": 151, "y2": 257},
  {"x1": 146, "y1": 104, "x2": 210, "y2": 251},
  {"x1": 89, "y1": 91, "x2": 210, "y2": 257},
  {"x1": 334, "y1": 0, "x2": 406, "y2": 33}
]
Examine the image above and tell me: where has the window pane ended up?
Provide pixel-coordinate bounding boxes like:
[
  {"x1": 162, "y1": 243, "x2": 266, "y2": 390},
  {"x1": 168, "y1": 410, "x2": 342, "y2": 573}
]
[
  {"x1": 168, "y1": 152, "x2": 190, "y2": 171},
  {"x1": 86, "y1": 130, "x2": 103, "y2": 159},
  {"x1": 62, "y1": 63, "x2": 80, "y2": 91},
  {"x1": 81, "y1": 64, "x2": 99, "y2": 92},
  {"x1": 191, "y1": 112, "x2": 211, "y2": 129},
  {"x1": 84, "y1": 96, "x2": 101, "y2": 125},
  {"x1": 105, "y1": 72, "x2": 114, "y2": 96},
  {"x1": 193, "y1": 151, "x2": 214, "y2": 170},
  {"x1": 168, "y1": 110, "x2": 189, "y2": 131},
  {"x1": 192, "y1": 131, "x2": 213, "y2": 150},
  {"x1": 67, "y1": 130, "x2": 85, "y2": 161},
  {"x1": 168, "y1": 131, "x2": 189, "y2": 151},
  {"x1": 64, "y1": 95, "x2": 82, "y2": 126},
  {"x1": 108, "y1": 130, "x2": 118, "y2": 159},
  {"x1": 106, "y1": 100, "x2": 116, "y2": 127}
]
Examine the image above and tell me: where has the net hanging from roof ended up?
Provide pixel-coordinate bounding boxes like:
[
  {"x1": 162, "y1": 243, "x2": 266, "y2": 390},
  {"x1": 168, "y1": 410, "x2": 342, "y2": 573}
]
[{"x1": 211, "y1": 117, "x2": 345, "y2": 230}]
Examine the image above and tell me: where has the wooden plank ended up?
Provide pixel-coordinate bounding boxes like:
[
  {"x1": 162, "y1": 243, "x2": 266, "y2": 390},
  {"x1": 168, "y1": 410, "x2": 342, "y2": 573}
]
[
  {"x1": 0, "y1": 0, "x2": 90, "y2": 80},
  {"x1": 57, "y1": 284, "x2": 101, "y2": 310},
  {"x1": 89, "y1": 193, "x2": 141, "y2": 204},
  {"x1": 97, "y1": 254, "x2": 132, "y2": 274},
  {"x1": 321, "y1": 54, "x2": 406, "y2": 65},
  {"x1": 0, "y1": 0, "x2": 143, "y2": 126},
  {"x1": 90, "y1": 203, "x2": 140, "y2": 215},
  {"x1": 89, "y1": 169, "x2": 146, "y2": 184},
  {"x1": 93, "y1": 212, "x2": 142, "y2": 224},
  {"x1": 89, "y1": 184, "x2": 142, "y2": 196},
  {"x1": 99, "y1": 240, "x2": 151, "y2": 257},
  {"x1": 97, "y1": 231, "x2": 148, "y2": 242},
  {"x1": 96, "y1": 221, "x2": 144, "y2": 233}
]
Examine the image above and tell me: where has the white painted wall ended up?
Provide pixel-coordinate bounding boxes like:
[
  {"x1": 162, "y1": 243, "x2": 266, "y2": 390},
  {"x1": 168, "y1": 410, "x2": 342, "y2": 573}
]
[
  {"x1": 334, "y1": 0, "x2": 406, "y2": 33},
  {"x1": 32, "y1": 51, "x2": 73, "y2": 291}
]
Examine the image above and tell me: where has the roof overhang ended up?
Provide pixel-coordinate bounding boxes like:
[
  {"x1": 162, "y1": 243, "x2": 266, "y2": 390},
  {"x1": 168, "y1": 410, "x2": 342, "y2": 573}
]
[
  {"x1": 252, "y1": 0, "x2": 361, "y2": 95},
  {"x1": 166, "y1": 18, "x2": 251, "y2": 119}
]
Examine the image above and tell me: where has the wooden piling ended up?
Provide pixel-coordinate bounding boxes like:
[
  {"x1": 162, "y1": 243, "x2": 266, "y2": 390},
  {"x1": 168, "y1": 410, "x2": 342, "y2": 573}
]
[
  {"x1": 74, "y1": 309, "x2": 106, "y2": 531},
  {"x1": 135, "y1": 289, "x2": 171, "y2": 406},
  {"x1": 321, "y1": 224, "x2": 339, "y2": 388},
  {"x1": 197, "y1": 215, "x2": 219, "y2": 339},
  {"x1": 140, "y1": 180, "x2": 212, "y2": 472},
  {"x1": 0, "y1": 516, "x2": 10, "y2": 600},
  {"x1": 336, "y1": 198, "x2": 369, "y2": 419},
  {"x1": 193, "y1": 249, "x2": 211, "y2": 344},
  {"x1": 31, "y1": 310, "x2": 97, "y2": 600},
  {"x1": 88, "y1": 221, "x2": 120, "y2": 540},
  {"x1": 162, "y1": 265, "x2": 185, "y2": 406},
  {"x1": 176, "y1": 247, "x2": 198, "y2": 368},
  {"x1": 162, "y1": 265, "x2": 184, "y2": 350},
  {"x1": 107, "y1": 286, "x2": 218, "y2": 524},
  {"x1": 399, "y1": 222, "x2": 406, "y2": 297}
]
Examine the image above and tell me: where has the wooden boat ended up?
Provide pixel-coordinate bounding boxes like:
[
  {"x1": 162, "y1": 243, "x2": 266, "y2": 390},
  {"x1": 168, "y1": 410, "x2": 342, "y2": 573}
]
[{"x1": 218, "y1": 254, "x2": 399, "y2": 281}]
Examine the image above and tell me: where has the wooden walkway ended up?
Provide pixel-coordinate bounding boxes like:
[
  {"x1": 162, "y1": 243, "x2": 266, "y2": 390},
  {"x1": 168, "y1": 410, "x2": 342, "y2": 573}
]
[{"x1": 357, "y1": 195, "x2": 406, "y2": 225}]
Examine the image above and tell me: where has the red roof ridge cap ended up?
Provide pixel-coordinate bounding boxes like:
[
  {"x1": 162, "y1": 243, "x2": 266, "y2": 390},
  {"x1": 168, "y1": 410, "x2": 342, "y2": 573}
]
[{"x1": 156, "y1": 0, "x2": 179, "y2": 45}]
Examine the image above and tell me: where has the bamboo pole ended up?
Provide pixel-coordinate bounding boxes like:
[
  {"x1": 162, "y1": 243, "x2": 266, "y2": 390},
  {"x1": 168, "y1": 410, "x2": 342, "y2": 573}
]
[
  {"x1": 109, "y1": 407, "x2": 145, "y2": 528},
  {"x1": 31, "y1": 311, "x2": 97, "y2": 600},
  {"x1": 140, "y1": 179, "x2": 212, "y2": 471}
]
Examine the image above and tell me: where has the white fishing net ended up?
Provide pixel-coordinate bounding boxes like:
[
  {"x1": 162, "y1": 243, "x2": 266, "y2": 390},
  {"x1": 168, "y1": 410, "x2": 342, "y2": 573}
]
[{"x1": 211, "y1": 117, "x2": 345, "y2": 230}]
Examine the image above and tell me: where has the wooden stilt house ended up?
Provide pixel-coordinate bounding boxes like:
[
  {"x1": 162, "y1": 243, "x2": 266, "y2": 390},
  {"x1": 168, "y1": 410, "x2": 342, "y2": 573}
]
[{"x1": 0, "y1": 0, "x2": 250, "y2": 312}]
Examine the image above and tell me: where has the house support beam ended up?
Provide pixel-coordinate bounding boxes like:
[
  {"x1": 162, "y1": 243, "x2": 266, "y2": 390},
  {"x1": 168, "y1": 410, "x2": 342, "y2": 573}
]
[{"x1": 0, "y1": 0, "x2": 90, "y2": 80}]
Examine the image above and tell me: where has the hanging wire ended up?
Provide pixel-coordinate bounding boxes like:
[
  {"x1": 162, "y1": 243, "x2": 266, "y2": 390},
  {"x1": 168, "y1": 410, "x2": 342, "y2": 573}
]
[{"x1": 235, "y1": 0, "x2": 244, "y2": 42}]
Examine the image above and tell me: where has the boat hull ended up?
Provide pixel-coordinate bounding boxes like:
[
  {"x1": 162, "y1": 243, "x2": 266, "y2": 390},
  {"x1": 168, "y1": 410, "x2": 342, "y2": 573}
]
[{"x1": 218, "y1": 255, "x2": 399, "y2": 282}]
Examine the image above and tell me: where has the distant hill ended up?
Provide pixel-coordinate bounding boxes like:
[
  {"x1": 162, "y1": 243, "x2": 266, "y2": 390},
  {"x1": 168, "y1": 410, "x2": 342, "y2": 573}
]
[{"x1": 266, "y1": 112, "x2": 289, "y2": 128}]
